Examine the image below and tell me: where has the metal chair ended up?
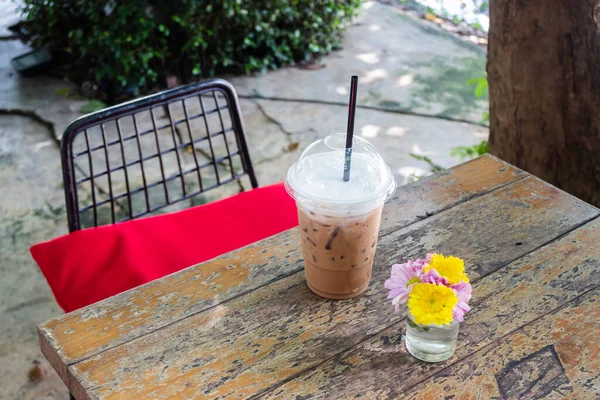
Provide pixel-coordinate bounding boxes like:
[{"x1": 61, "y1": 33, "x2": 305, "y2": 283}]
[
  {"x1": 61, "y1": 79, "x2": 259, "y2": 400},
  {"x1": 61, "y1": 79, "x2": 258, "y2": 232}
]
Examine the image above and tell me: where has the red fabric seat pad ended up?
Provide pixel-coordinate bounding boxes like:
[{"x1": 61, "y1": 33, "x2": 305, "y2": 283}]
[{"x1": 31, "y1": 182, "x2": 298, "y2": 312}]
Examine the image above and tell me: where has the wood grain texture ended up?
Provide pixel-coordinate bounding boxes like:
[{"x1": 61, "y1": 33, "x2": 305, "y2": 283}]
[
  {"x1": 63, "y1": 176, "x2": 597, "y2": 399},
  {"x1": 260, "y1": 219, "x2": 600, "y2": 399},
  {"x1": 39, "y1": 229, "x2": 303, "y2": 368},
  {"x1": 403, "y1": 287, "x2": 600, "y2": 399},
  {"x1": 38, "y1": 155, "x2": 522, "y2": 368},
  {"x1": 379, "y1": 153, "x2": 524, "y2": 235}
]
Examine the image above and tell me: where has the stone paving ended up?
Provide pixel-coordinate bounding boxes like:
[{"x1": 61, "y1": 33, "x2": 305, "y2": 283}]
[{"x1": 0, "y1": 1, "x2": 487, "y2": 398}]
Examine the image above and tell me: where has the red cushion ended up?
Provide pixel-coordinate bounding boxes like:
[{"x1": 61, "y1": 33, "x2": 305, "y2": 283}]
[{"x1": 31, "y1": 182, "x2": 298, "y2": 312}]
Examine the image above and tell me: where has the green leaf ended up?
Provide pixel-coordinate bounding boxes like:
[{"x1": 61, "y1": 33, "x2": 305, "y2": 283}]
[
  {"x1": 450, "y1": 141, "x2": 490, "y2": 161},
  {"x1": 158, "y1": 24, "x2": 170, "y2": 35},
  {"x1": 471, "y1": 22, "x2": 483, "y2": 31},
  {"x1": 474, "y1": 80, "x2": 488, "y2": 98},
  {"x1": 80, "y1": 100, "x2": 107, "y2": 114},
  {"x1": 408, "y1": 318, "x2": 432, "y2": 332},
  {"x1": 467, "y1": 76, "x2": 488, "y2": 99},
  {"x1": 466, "y1": 77, "x2": 483, "y2": 85},
  {"x1": 409, "y1": 153, "x2": 444, "y2": 173},
  {"x1": 408, "y1": 173, "x2": 422, "y2": 182}
]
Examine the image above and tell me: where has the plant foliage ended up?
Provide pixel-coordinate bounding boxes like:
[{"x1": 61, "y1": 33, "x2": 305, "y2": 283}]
[
  {"x1": 409, "y1": 153, "x2": 445, "y2": 173},
  {"x1": 467, "y1": 75, "x2": 490, "y2": 123},
  {"x1": 21, "y1": 0, "x2": 360, "y2": 99},
  {"x1": 450, "y1": 140, "x2": 490, "y2": 161}
]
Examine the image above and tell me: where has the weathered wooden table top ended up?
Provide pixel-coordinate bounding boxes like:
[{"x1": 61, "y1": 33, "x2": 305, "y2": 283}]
[{"x1": 39, "y1": 154, "x2": 600, "y2": 399}]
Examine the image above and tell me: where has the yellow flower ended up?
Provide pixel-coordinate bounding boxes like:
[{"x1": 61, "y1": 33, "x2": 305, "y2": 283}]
[
  {"x1": 424, "y1": 253, "x2": 469, "y2": 285},
  {"x1": 408, "y1": 283, "x2": 458, "y2": 326}
]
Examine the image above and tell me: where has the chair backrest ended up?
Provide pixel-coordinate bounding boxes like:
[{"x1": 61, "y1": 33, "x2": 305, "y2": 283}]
[{"x1": 61, "y1": 79, "x2": 258, "y2": 232}]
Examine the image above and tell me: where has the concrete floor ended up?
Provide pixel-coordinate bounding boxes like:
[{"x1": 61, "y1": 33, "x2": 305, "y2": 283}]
[{"x1": 0, "y1": 1, "x2": 487, "y2": 398}]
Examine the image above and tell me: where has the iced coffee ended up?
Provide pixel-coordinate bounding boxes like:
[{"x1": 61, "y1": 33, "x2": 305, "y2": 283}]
[
  {"x1": 298, "y1": 205, "x2": 383, "y2": 299},
  {"x1": 286, "y1": 133, "x2": 396, "y2": 299}
]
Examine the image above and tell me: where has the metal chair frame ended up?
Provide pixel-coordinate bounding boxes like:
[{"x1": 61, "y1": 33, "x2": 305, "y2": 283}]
[{"x1": 61, "y1": 79, "x2": 258, "y2": 232}]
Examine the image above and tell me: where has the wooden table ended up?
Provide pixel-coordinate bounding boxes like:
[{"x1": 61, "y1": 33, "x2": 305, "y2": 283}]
[{"x1": 39, "y1": 155, "x2": 600, "y2": 399}]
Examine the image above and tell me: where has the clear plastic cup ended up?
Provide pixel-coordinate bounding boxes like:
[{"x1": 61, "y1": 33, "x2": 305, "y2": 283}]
[{"x1": 286, "y1": 133, "x2": 396, "y2": 299}]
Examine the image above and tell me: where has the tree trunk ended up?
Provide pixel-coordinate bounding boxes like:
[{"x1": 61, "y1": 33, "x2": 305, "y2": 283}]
[{"x1": 488, "y1": 0, "x2": 600, "y2": 207}]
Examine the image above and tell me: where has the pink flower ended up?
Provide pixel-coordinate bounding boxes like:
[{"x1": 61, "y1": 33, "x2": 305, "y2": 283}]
[
  {"x1": 385, "y1": 258, "x2": 427, "y2": 311},
  {"x1": 413, "y1": 254, "x2": 433, "y2": 269},
  {"x1": 418, "y1": 266, "x2": 448, "y2": 285},
  {"x1": 451, "y1": 281, "x2": 472, "y2": 322}
]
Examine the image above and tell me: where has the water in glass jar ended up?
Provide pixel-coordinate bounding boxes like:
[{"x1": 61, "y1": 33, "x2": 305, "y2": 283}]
[{"x1": 405, "y1": 316, "x2": 459, "y2": 362}]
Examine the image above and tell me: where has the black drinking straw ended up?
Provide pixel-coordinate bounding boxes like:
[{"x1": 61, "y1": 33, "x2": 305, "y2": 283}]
[{"x1": 343, "y1": 75, "x2": 358, "y2": 181}]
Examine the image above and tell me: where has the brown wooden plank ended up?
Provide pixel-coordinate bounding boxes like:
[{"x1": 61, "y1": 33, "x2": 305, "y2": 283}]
[
  {"x1": 379, "y1": 153, "x2": 525, "y2": 235},
  {"x1": 260, "y1": 219, "x2": 600, "y2": 399},
  {"x1": 38, "y1": 229, "x2": 303, "y2": 370},
  {"x1": 65, "y1": 176, "x2": 598, "y2": 399},
  {"x1": 38, "y1": 155, "x2": 522, "y2": 368},
  {"x1": 403, "y1": 287, "x2": 600, "y2": 400}
]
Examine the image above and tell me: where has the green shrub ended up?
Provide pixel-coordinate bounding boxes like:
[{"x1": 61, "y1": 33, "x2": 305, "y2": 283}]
[{"x1": 21, "y1": 0, "x2": 360, "y2": 100}]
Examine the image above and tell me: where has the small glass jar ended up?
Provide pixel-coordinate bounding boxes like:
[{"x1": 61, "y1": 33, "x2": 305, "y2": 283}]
[{"x1": 405, "y1": 314, "x2": 459, "y2": 362}]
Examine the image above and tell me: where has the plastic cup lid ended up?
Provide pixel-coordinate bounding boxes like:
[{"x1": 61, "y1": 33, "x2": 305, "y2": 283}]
[{"x1": 285, "y1": 133, "x2": 396, "y2": 206}]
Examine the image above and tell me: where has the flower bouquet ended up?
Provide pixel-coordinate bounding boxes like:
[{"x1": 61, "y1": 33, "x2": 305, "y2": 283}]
[{"x1": 384, "y1": 253, "x2": 472, "y2": 362}]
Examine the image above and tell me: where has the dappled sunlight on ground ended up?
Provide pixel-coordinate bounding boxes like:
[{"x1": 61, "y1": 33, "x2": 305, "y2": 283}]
[
  {"x1": 386, "y1": 126, "x2": 407, "y2": 137},
  {"x1": 411, "y1": 144, "x2": 433, "y2": 156},
  {"x1": 229, "y1": 0, "x2": 487, "y2": 123},
  {"x1": 356, "y1": 52, "x2": 381, "y2": 65},
  {"x1": 474, "y1": 130, "x2": 488, "y2": 139},
  {"x1": 361, "y1": 68, "x2": 389, "y2": 84},
  {"x1": 360, "y1": 124, "x2": 381, "y2": 138},
  {"x1": 395, "y1": 165, "x2": 429, "y2": 184},
  {"x1": 397, "y1": 74, "x2": 415, "y2": 86},
  {"x1": 335, "y1": 85, "x2": 349, "y2": 95},
  {"x1": 362, "y1": 1, "x2": 376, "y2": 10}
]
